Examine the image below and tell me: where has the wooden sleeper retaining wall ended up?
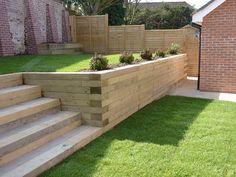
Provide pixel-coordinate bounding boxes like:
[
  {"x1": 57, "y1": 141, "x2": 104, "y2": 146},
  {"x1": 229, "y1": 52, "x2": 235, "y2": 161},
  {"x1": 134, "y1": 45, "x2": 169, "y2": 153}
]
[{"x1": 23, "y1": 54, "x2": 187, "y2": 127}]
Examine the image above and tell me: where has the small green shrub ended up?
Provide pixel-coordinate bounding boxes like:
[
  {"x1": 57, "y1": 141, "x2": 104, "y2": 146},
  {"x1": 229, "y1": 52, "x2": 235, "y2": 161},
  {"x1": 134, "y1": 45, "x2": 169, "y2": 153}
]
[
  {"x1": 156, "y1": 50, "x2": 166, "y2": 58},
  {"x1": 90, "y1": 53, "x2": 108, "y2": 71},
  {"x1": 168, "y1": 43, "x2": 180, "y2": 55},
  {"x1": 119, "y1": 52, "x2": 134, "y2": 64},
  {"x1": 140, "y1": 49, "x2": 153, "y2": 60}
]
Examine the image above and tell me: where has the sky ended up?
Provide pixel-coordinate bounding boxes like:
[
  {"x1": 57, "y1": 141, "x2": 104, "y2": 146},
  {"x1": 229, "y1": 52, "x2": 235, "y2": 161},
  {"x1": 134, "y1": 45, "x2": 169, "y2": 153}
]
[{"x1": 140, "y1": 0, "x2": 211, "y2": 8}]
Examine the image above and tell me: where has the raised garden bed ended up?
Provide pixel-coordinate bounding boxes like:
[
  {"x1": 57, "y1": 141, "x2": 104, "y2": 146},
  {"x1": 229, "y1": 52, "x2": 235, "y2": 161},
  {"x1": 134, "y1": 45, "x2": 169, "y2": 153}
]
[{"x1": 23, "y1": 54, "x2": 187, "y2": 127}]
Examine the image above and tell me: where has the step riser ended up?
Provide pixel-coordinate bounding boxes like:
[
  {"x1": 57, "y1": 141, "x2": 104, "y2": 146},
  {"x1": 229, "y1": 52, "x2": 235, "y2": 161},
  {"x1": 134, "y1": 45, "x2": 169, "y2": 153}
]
[
  {"x1": 0, "y1": 115, "x2": 80, "y2": 156},
  {"x1": 0, "y1": 126, "x2": 100, "y2": 177},
  {"x1": 37, "y1": 44, "x2": 82, "y2": 50},
  {"x1": 38, "y1": 49, "x2": 82, "y2": 55},
  {"x1": 0, "y1": 120, "x2": 81, "y2": 166},
  {"x1": 0, "y1": 74, "x2": 22, "y2": 89},
  {"x1": 0, "y1": 99, "x2": 60, "y2": 127},
  {"x1": 0, "y1": 107, "x2": 60, "y2": 134},
  {"x1": 0, "y1": 87, "x2": 41, "y2": 109}
]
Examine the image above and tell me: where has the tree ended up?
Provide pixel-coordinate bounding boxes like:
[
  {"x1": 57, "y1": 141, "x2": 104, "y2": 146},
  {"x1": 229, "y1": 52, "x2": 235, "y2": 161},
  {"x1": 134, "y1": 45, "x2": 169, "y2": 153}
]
[
  {"x1": 131, "y1": 3, "x2": 194, "y2": 29},
  {"x1": 63, "y1": 0, "x2": 120, "y2": 15},
  {"x1": 101, "y1": 0, "x2": 125, "y2": 25},
  {"x1": 124, "y1": 0, "x2": 141, "y2": 24}
]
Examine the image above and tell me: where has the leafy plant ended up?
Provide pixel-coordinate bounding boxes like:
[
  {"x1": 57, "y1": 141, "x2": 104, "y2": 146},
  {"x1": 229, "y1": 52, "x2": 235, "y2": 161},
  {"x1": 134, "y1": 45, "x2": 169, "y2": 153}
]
[
  {"x1": 156, "y1": 50, "x2": 166, "y2": 58},
  {"x1": 140, "y1": 49, "x2": 153, "y2": 60},
  {"x1": 168, "y1": 43, "x2": 180, "y2": 55},
  {"x1": 90, "y1": 53, "x2": 108, "y2": 70},
  {"x1": 119, "y1": 52, "x2": 135, "y2": 64}
]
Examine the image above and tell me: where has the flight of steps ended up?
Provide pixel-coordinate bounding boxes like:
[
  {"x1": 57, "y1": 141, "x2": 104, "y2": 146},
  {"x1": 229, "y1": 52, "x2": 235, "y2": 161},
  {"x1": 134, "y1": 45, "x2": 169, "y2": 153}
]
[
  {"x1": 37, "y1": 43, "x2": 83, "y2": 55},
  {"x1": 0, "y1": 74, "x2": 101, "y2": 177}
]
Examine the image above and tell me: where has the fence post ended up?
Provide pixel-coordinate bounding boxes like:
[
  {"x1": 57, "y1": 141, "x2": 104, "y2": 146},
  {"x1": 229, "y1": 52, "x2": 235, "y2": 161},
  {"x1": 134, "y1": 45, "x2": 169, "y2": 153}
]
[
  {"x1": 105, "y1": 15, "x2": 109, "y2": 53},
  {"x1": 69, "y1": 15, "x2": 77, "y2": 42}
]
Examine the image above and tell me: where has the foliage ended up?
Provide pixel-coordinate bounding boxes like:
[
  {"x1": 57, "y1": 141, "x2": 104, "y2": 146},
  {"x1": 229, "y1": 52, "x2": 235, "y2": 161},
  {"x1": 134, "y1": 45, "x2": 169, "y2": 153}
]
[
  {"x1": 156, "y1": 50, "x2": 166, "y2": 58},
  {"x1": 140, "y1": 49, "x2": 153, "y2": 60},
  {"x1": 132, "y1": 3, "x2": 194, "y2": 29},
  {"x1": 63, "y1": 0, "x2": 119, "y2": 15},
  {"x1": 119, "y1": 52, "x2": 134, "y2": 64},
  {"x1": 101, "y1": 0, "x2": 125, "y2": 25},
  {"x1": 124, "y1": 0, "x2": 141, "y2": 25},
  {"x1": 168, "y1": 43, "x2": 180, "y2": 55},
  {"x1": 90, "y1": 53, "x2": 109, "y2": 70}
]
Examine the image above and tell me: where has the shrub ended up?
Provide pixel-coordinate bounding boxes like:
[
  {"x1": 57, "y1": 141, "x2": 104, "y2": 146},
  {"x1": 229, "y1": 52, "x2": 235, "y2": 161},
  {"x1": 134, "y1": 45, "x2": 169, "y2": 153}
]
[
  {"x1": 156, "y1": 50, "x2": 166, "y2": 58},
  {"x1": 140, "y1": 49, "x2": 153, "y2": 60},
  {"x1": 119, "y1": 52, "x2": 134, "y2": 64},
  {"x1": 90, "y1": 53, "x2": 108, "y2": 71},
  {"x1": 168, "y1": 43, "x2": 180, "y2": 55}
]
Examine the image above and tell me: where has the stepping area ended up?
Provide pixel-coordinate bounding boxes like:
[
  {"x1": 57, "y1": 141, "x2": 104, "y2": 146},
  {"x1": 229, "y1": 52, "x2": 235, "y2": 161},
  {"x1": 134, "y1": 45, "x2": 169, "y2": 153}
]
[{"x1": 0, "y1": 74, "x2": 101, "y2": 177}]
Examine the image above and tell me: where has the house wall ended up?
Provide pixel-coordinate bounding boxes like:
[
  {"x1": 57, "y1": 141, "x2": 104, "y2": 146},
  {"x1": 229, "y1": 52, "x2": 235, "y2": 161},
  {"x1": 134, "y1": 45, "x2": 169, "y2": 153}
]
[
  {"x1": 200, "y1": 0, "x2": 236, "y2": 93},
  {"x1": 0, "y1": 0, "x2": 71, "y2": 56}
]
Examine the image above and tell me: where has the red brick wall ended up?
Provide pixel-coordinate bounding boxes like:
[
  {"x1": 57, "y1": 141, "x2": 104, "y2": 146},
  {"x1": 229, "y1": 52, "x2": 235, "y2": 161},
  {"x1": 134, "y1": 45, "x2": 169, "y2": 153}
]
[
  {"x1": 0, "y1": 0, "x2": 71, "y2": 56},
  {"x1": 200, "y1": 0, "x2": 236, "y2": 93},
  {"x1": 0, "y1": 0, "x2": 14, "y2": 56},
  {"x1": 46, "y1": 4, "x2": 60, "y2": 43}
]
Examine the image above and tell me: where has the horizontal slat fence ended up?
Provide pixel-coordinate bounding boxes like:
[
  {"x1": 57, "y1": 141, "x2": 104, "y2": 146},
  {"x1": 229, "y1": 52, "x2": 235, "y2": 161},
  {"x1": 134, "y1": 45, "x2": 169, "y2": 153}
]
[
  {"x1": 69, "y1": 15, "x2": 199, "y2": 76},
  {"x1": 145, "y1": 29, "x2": 185, "y2": 52},
  {"x1": 108, "y1": 25, "x2": 145, "y2": 52}
]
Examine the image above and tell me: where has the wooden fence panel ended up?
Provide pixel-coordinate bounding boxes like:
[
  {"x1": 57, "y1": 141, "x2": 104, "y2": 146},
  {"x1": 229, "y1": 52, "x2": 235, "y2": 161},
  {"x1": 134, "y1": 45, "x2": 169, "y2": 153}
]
[
  {"x1": 108, "y1": 25, "x2": 145, "y2": 53},
  {"x1": 74, "y1": 15, "x2": 108, "y2": 53},
  {"x1": 145, "y1": 29, "x2": 185, "y2": 52},
  {"x1": 108, "y1": 26, "x2": 125, "y2": 52},
  {"x1": 69, "y1": 15, "x2": 199, "y2": 76}
]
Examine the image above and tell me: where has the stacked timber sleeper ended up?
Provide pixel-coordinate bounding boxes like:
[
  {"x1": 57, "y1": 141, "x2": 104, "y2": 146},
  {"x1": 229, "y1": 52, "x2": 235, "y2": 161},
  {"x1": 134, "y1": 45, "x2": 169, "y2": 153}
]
[{"x1": 0, "y1": 73, "x2": 101, "y2": 177}]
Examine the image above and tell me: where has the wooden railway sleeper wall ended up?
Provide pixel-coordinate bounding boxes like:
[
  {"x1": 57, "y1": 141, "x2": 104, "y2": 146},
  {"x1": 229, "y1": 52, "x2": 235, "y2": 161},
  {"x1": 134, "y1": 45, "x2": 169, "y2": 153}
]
[{"x1": 24, "y1": 54, "x2": 187, "y2": 127}]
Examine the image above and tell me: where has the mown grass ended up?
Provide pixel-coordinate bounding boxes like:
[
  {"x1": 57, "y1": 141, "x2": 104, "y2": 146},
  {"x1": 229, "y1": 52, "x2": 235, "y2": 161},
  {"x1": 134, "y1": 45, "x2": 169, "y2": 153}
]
[
  {"x1": 40, "y1": 96, "x2": 236, "y2": 177},
  {"x1": 0, "y1": 53, "x2": 140, "y2": 74}
]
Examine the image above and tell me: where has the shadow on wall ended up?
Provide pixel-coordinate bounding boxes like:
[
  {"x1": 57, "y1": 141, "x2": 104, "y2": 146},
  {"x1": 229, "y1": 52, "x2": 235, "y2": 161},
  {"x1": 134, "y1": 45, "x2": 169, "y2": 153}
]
[{"x1": 40, "y1": 96, "x2": 212, "y2": 177}]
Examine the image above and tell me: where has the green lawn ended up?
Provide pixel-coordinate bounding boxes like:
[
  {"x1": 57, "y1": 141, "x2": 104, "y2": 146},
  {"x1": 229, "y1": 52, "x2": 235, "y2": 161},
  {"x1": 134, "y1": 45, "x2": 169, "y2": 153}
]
[
  {"x1": 0, "y1": 54, "x2": 140, "y2": 74},
  {"x1": 40, "y1": 96, "x2": 236, "y2": 177}
]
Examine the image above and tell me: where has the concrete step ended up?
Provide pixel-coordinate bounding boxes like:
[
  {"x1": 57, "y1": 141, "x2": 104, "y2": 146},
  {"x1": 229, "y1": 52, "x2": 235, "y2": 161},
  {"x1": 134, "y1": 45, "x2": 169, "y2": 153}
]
[
  {"x1": 0, "y1": 85, "x2": 41, "y2": 109},
  {"x1": 0, "y1": 98, "x2": 60, "y2": 127},
  {"x1": 0, "y1": 111, "x2": 81, "y2": 157},
  {"x1": 0, "y1": 73, "x2": 23, "y2": 89},
  {"x1": 0, "y1": 125, "x2": 101, "y2": 177}
]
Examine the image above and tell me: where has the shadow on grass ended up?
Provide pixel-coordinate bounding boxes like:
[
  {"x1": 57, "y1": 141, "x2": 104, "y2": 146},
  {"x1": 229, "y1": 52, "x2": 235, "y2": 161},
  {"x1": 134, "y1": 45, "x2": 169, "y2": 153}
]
[{"x1": 40, "y1": 96, "x2": 212, "y2": 177}]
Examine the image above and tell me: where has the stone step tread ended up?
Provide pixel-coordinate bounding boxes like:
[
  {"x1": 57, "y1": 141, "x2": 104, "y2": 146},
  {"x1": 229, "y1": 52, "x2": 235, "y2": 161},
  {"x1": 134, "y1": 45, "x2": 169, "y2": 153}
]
[
  {"x1": 0, "y1": 111, "x2": 80, "y2": 156},
  {"x1": 0, "y1": 98, "x2": 60, "y2": 126},
  {"x1": 0, "y1": 125, "x2": 101, "y2": 177}
]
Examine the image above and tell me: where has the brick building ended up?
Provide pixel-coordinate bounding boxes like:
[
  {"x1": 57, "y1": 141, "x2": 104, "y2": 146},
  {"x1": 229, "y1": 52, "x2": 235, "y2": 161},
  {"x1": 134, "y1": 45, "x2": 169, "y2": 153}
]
[
  {"x1": 0, "y1": 0, "x2": 71, "y2": 56},
  {"x1": 193, "y1": 0, "x2": 236, "y2": 93}
]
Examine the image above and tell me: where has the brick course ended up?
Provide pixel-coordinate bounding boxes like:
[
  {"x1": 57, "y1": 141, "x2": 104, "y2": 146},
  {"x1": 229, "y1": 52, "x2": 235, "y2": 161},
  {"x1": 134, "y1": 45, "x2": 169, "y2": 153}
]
[
  {"x1": 0, "y1": 0, "x2": 14, "y2": 56},
  {"x1": 200, "y1": 0, "x2": 236, "y2": 93},
  {"x1": 0, "y1": 0, "x2": 71, "y2": 56},
  {"x1": 46, "y1": 4, "x2": 60, "y2": 43}
]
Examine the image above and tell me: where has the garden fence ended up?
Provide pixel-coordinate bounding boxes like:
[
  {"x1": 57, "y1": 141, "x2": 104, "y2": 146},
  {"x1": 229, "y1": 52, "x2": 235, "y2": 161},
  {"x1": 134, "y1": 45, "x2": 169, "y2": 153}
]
[{"x1": 69, "y1": 15, "x2": 199, "y2": 77}]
